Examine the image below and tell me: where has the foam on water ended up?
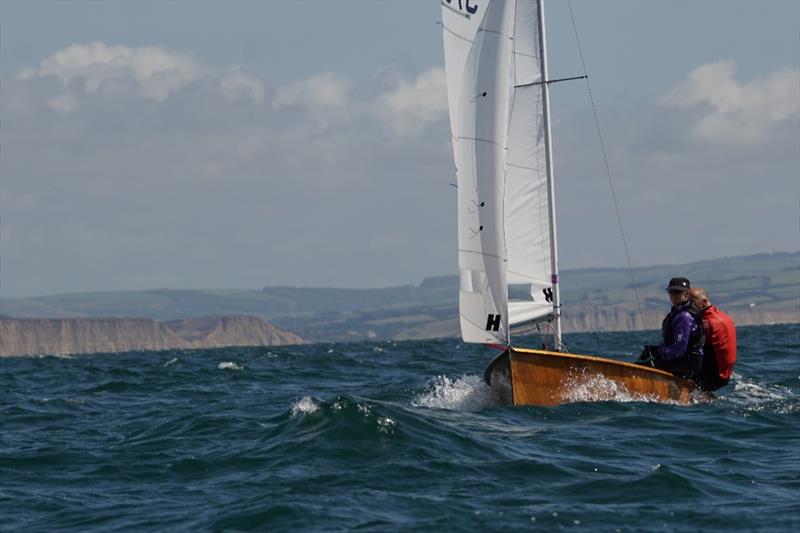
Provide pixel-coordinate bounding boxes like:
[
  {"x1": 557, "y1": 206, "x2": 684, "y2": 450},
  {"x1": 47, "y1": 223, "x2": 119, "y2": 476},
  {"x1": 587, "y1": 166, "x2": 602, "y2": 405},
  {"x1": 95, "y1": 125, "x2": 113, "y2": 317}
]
[
  {"x1": 413, "y1": 374, "x2": 500, "y2": 410},
  {"x1": 725, "y1": 373, "x2": 799, "y2": 414},
  {"x1": 164, "y1": 357, "x2": 179, "y2": 367},
  {"x1": 376, "y1": 416, "x2": 397, "y2": 434},
  {"x1": 291, "y1": 396, "x2": 319, "y2": 415},
  {"x1": 38, "y1": 397, "x2": 85, "y2": 406},
  {"x1": 217, "y1": 361, "x2": 244, "y2": 371},
  {"x1": 37, "y1": 353, "x2": 73, "y2": 359},
  {"x1": 561, "y1": 372, "x2": 684, "y2": 405}
]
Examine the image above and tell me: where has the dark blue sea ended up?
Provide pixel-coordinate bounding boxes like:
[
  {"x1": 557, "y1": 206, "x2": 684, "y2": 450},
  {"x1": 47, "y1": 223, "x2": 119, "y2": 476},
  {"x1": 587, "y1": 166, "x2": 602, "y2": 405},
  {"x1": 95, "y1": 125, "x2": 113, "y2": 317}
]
[{"x1": 2, "y1": 324, "x2": 798, "y2": 531}]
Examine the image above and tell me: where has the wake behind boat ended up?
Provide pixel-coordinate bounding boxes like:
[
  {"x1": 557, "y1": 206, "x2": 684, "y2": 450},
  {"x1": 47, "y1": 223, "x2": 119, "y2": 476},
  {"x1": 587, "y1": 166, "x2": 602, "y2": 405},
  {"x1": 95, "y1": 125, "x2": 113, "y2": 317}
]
[{"x1": 440, "y1": 0, "x2": 695, "y2": 406}]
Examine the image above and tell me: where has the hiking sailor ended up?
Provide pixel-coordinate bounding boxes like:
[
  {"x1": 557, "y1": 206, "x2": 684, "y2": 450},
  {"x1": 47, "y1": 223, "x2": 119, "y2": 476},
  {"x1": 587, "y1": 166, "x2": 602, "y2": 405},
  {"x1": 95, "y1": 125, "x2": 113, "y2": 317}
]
[
  {"x1": 639, "y1": 277, "x2": 705, "y2": 381},
  {"x1": 689, "y1": 287, "x2": 737, "y2": 391}
]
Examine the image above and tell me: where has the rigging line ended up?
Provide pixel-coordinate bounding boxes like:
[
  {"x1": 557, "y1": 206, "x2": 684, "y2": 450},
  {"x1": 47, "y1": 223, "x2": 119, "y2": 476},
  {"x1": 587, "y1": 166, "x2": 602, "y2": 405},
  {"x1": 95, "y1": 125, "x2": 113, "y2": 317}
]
[
  {"x1": 567, "y1": 0, "x2": 648, "y2": 331},
  {"x1": 536, "y1": 320, "x2": 568, "y2": 353}
]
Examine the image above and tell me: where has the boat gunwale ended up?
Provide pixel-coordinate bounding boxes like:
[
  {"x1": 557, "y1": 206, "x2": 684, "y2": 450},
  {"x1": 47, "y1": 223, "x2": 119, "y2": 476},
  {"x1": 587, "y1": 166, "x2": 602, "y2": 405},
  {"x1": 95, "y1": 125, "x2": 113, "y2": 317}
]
[{"x1": 510, "y1": 346, "x2": 691, "y2": 381}]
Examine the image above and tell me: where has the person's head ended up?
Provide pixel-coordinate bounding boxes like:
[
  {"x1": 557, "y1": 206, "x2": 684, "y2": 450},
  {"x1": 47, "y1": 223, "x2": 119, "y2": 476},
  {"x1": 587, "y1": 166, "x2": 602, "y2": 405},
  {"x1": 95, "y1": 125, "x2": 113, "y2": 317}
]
[
  {"x1": 666, "y1": 277, "x2": 690, "y2": 305},
  {"x1": 689, "y1": 287, "x2": 710, "y2": 311}
]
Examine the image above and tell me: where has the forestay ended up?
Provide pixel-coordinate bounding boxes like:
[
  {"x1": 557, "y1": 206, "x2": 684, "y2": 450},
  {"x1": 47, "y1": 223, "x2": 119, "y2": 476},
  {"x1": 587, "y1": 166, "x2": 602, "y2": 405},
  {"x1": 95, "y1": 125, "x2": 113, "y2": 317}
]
[{"x1": 441, "y1": 0, "x2": 555, "y2": 345}]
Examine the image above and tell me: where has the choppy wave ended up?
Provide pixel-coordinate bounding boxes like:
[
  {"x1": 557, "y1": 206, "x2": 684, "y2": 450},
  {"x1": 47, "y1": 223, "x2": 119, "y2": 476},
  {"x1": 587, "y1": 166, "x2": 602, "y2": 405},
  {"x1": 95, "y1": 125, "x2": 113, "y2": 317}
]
[
  {"x1": 723, "y1": 373, "x2": 800, "y2": 414},
  {"x1": 2, "y1": 325, "x2": 798, "y2": 532},
  {"x1": 291, "y1": 396, "x2": 319, "y2": 415},
  {"x1": 413, "y1": 374, "x2": 500, "y2": 410},
  {"x1": 562, "y1": 372, "x2": 665, "y2": 404},
  {"x1": 217, "y1": 361, "x2": 244, "y2": 371},
  {"x1": 286, "y1": 395, "x2": 399, "y2": 440}
]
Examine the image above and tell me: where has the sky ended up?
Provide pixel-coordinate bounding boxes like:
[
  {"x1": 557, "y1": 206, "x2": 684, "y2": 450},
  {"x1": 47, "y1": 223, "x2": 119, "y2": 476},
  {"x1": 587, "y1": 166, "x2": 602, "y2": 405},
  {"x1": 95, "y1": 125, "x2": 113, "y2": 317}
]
[{"x1": 1, "y1": 0, "x2": 798, "y2": 298}]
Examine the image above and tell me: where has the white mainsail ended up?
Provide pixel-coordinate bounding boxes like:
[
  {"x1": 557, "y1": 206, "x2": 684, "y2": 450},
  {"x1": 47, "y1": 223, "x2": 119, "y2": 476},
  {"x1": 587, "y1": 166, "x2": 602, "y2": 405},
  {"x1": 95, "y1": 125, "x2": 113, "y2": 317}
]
[{"x1": 442, "y1": 0, "x2": 557, "y2": 345}]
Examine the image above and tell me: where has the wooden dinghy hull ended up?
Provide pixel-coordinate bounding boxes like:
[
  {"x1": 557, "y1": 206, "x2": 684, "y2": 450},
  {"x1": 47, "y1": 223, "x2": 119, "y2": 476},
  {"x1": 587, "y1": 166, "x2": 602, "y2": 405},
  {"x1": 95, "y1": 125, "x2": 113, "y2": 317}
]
[{"x1": 484, "y1": 347, "x2": 695, "y2": 406}]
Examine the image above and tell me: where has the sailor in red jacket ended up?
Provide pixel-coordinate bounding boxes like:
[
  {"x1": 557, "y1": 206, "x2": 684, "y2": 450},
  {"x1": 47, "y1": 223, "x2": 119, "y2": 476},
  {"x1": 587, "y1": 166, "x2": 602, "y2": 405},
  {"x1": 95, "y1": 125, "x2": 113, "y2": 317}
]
[{"x1": 689, "y1": 288, "x2": 737, "y2": 391}]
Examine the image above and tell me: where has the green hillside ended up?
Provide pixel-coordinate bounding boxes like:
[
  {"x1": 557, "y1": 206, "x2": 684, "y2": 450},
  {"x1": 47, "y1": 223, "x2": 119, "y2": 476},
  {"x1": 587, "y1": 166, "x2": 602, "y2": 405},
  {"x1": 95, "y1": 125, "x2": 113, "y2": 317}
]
[
  {"x1": 560, "y1": 252, "x2": 799, "y2": 312},
  {"x1": 2, "y1": 252, "x2": 797, "y2": 341}
]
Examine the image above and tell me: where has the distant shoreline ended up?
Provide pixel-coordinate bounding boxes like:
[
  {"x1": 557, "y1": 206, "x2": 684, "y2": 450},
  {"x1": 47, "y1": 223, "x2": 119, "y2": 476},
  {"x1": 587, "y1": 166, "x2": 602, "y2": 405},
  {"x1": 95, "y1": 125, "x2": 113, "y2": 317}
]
[
  {"x1": 1, "y1": 311, "x2": 796, "y2": 357},
  {"x1": 0, "y1": 316, "x2": 303, "y2": 357},
  {"x1": 2, "y1": 251, "x2": 797, "y2": 348}
]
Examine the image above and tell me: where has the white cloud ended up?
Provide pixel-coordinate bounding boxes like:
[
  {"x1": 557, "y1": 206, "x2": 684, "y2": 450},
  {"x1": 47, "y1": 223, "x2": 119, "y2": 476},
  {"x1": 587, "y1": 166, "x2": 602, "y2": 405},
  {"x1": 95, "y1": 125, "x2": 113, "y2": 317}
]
[
  {"x1": 1, "y1": 43, "x2": 454, "y2": 296},
  {"x1": 378, "y1": 67, "x2": 448, "y2": 135},
  {"x1": 661, "y1": 61, "x2": 800, "y2": 145},
  {"x1": 46, "y1": 93, "x2": 79, "y2": 114},
  {"x1": 16, "y1": 42, "x2": 270, "y2": 115},
  {"x1": 273, "y1": 72, "x2": 350, "y2": 110},
  {"x1": 219, "y1": 67, "x2": 266, "y2": 105},
  {"x1": 19, "y1": 42, "x2": 206, "y2": 105}
]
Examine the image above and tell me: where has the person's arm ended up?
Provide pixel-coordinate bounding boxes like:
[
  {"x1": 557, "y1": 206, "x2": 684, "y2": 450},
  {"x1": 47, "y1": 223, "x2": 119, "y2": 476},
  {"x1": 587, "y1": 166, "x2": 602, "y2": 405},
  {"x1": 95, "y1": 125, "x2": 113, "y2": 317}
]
[
  {"x1": 723, "y1": 315, "x2": 737, "y2": 367},
  {"x1": 657, "y1": 312, "x2": 694, "y2": 361}
]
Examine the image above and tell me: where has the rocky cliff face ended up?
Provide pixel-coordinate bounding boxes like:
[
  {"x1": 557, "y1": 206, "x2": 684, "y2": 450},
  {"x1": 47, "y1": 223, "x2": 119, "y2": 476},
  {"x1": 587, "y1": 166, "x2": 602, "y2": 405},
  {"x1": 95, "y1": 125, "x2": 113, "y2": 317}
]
[{"x1": 0, "y1": 316, "x2": 304, "y2": 357}]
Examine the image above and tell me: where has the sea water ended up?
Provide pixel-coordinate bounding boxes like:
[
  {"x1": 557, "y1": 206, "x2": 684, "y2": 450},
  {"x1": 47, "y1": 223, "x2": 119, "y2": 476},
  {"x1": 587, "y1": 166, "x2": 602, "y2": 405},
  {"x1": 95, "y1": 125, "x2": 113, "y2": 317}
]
[{"x1": 2, "y1": 324, "x2": 798, "y2": 531}]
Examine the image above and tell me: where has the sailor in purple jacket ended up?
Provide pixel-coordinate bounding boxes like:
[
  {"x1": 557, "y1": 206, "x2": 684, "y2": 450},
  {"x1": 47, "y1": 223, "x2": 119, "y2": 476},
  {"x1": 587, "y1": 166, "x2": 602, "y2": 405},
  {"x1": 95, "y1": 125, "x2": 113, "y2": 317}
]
[{"x1": 639, "y1": 277, "x2": 705, "y2": 380}]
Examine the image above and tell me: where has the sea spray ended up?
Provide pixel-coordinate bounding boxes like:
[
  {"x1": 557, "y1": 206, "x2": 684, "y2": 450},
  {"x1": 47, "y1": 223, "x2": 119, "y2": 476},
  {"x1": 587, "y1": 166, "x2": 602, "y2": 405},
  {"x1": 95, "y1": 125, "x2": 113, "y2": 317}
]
[
  {"x1": 725, "y1": 373, "x2": 799, "y2": 414},
  {"x1": 413, "y1": 374, "x2": 500, "y2": 410},
  {"x1": 291, "y1": 396, "x2": 319, "y2": 415}
]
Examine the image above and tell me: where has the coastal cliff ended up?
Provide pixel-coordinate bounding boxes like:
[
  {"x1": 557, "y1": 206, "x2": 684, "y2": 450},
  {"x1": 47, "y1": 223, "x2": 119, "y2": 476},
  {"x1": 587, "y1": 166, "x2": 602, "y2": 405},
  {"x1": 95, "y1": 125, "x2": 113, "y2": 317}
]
[
  {"x1": 0, "y1": 316, "x2": 304, "y2": 357},
  {"x1": 390, "y1": 307, "x2": 799, "y2": 341},
  {"x1": 560, "y1": 307, "x2": 799, "y2": 333}
]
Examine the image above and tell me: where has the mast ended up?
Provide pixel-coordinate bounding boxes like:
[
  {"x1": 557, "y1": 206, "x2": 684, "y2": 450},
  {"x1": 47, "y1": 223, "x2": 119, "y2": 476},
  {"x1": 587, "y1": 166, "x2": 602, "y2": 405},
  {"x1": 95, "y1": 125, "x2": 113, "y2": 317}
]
[{"x1": 536, "y1": 0, "x2": 562, "y2": 348}]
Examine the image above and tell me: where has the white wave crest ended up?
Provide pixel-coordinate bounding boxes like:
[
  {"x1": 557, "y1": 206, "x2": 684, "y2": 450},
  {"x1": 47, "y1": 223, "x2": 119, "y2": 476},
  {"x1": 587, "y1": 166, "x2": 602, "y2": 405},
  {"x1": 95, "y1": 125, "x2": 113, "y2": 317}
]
[
  {"x1": 291, "y1": 396, "x2": 319, "y2": 415},
  {"x1": 39, "y1": 397, "x2": 84, "y2": 405},
  {"x1": 377, "y1": 416, "x2": 397, "y2": 434},
  {"x1": 413, "y1": 374, "x2": 499, "y2": 411},
  {"x1": 164, "y1": 357, "x2": 179, "y2": 367},
  {"x1": 562, "y1": 373, "x2": 661, "y2": 404},
  {"x1": 217, "y1": 361, "x2": 244, "y2": 371},
  {"x1": 725, "y1": 374, "x2": 799, "y2": 414},
  {"x1": 565, "y1": 371, "x2": 707, "y2": 406}
]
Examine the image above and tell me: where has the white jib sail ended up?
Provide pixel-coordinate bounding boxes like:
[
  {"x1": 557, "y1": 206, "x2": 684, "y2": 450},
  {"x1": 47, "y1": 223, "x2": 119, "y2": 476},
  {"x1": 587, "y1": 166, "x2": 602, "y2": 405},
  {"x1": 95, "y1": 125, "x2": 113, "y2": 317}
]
[{"x1": 442, "y1": 0, "x2": 554, "y2": 344}]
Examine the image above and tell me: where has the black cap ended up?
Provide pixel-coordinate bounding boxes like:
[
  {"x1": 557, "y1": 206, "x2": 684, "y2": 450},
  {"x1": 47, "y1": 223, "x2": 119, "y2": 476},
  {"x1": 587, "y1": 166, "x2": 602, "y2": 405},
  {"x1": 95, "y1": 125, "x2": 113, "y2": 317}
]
[{"x1": 666, "y1": 277, "x2": 691, "y2": 292}]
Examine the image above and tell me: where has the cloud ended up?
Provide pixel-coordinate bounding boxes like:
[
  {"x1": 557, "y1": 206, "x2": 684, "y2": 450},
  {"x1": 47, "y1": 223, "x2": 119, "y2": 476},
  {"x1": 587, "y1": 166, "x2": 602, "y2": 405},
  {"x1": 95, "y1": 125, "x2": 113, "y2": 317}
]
[
  {"x1": 220, "y1": 67, "x2": 266, "y2": 105},
  {"x1": 661, "y1": 60, "x2": 800, "y2": 145},
  {"x1": 2, "y1": 43, "x2": 796, "y2": 298},
  {"x1": 19, "y1": 42, "x2": 206, "y2": 103},
  {"x1": 17, "y1": 42, "x2": 271, "y2": 113},
  {"x1": 1, "y1": 43, "x2": 453, "y2": 296},
  {"x1": 377, "y1": 67, "x2": 448, "y2": 135},
  {"x1": 273, "y1": 72, "x2": 351, "y2": 110},
  {"x1": 547, "y1": 61, "x2": 799, "y2": 271}
]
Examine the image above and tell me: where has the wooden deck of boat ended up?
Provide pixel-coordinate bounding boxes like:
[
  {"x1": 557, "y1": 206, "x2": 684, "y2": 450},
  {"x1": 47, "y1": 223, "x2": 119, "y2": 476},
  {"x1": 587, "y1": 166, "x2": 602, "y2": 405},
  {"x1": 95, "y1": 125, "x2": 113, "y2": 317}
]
[{"x1": 487, "y1": 347, "x2": 695, "y2": 406}]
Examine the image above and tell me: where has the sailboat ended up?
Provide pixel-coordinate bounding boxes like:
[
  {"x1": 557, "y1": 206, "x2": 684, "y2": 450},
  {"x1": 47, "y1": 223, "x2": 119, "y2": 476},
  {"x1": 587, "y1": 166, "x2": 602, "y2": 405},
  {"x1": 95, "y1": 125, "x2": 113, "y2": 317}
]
[{"x1": 440, "y1": 0, "x2": 695, "y2": 406}]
